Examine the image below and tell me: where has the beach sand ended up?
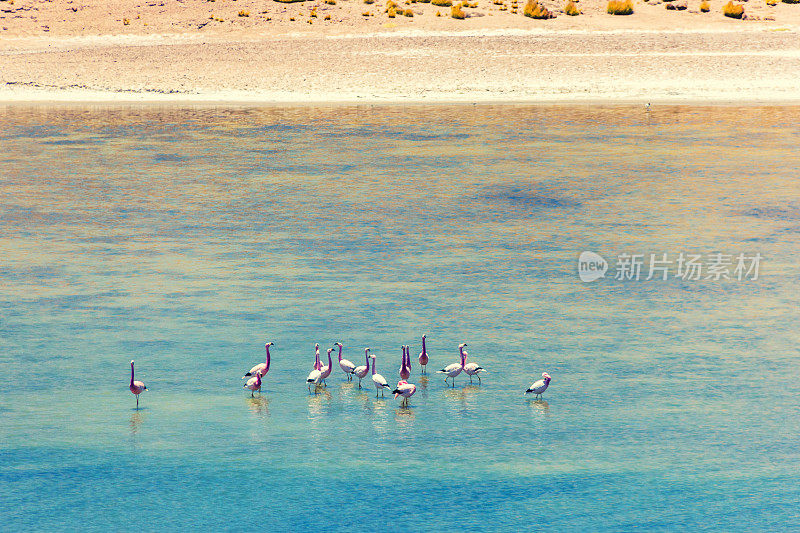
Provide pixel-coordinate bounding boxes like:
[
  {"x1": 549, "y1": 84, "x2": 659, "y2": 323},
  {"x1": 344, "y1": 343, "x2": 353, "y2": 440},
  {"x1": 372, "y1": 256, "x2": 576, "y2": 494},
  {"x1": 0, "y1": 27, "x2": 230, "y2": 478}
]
[{"x1": 1, "y1": 0, "x2": 799, "y2": 102}]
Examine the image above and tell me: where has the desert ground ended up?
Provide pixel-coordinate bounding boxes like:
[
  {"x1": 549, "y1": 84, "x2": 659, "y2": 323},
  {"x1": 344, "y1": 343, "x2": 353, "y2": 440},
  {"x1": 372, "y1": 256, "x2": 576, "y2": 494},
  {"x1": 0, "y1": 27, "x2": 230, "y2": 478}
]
[{"x1": 0, "y1": 0, "x2": 799, "y2": 101}]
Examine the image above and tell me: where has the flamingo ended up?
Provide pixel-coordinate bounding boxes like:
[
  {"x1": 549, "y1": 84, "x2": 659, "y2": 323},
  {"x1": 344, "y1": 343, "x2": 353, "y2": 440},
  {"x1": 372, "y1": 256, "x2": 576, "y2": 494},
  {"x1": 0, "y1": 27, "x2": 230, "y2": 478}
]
[
  {"x1": 392, "y1": 380, "x2": 417, "y2": 407},
  {"x1": 463, "y1": 348, "x2": 486, "y2": 384},
  {"x1": 437, "y1": 343, "x2": 467, "y2": 387},
  {"x1": 306, "y1": 348, "x2": 323, "y2": 392},
  {"x1": 129, "y1": 360, "x2": 147, "y2": 408},
  {"x1": 525, "y1": 372, "x2": 552, "y2": 398},
  {"x1": 335, "y1": 342, "x2": 356, "y2": 380},
  {"x1": 369, "y1": 354, "x2": 391, "y2": 398},
  {"x1": 353, "y1": 348, "x2": 371, "y2": 388},
  {"x1": 244, "y1": 371, "x2": 262, "y2": 397},
  {"x1": 399, "y1": 345, "x2": 410, "y2": 380},
  {"x1": 243, "y1": 341, "x2": 272, "y2": 379},
  {"x1": 313, "y1": 344, "x2": 322, "y2": 371},
  {"x1": 418, "y1": 334, "x2": 429, "y2": 374},
  {"x1": 319, "y1": 348, "x2": 334, "y2": 386}
]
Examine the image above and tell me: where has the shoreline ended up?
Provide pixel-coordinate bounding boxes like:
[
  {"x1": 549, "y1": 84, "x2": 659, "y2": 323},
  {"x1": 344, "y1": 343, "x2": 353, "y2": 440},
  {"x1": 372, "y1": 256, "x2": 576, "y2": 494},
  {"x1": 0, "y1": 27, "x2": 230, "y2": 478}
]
[{"x1": 2, "y1": 26, "x2": 800, "y2": 104}]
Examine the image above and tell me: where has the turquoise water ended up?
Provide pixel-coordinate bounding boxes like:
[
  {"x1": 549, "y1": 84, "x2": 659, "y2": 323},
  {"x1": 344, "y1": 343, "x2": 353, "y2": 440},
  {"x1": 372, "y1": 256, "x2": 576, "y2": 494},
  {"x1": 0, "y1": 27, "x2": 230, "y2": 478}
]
[{"x1": 1, "y1": 105, "x2": 799, "y2": 530}]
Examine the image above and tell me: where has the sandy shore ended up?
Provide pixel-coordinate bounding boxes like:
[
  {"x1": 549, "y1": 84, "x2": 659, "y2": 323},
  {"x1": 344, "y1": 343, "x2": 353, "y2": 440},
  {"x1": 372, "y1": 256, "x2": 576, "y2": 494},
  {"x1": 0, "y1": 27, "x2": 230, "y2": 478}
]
[{"x1": 1, "y1": 0, "x2": 800, "y2": 102}]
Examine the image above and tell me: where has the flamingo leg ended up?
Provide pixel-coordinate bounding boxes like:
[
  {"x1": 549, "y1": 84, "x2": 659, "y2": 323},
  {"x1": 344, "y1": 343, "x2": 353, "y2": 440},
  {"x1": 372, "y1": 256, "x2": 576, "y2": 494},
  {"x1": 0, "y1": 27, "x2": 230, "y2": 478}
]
[
  {"x1": 136, "y1": 396, "x2": 139, "y2": 408},
  {"x1": 469, "y1": 375, "x2": 473, "y2": 383},
  {"x1": 478, "y1": 375, "x2": 481, "y2": 384}
]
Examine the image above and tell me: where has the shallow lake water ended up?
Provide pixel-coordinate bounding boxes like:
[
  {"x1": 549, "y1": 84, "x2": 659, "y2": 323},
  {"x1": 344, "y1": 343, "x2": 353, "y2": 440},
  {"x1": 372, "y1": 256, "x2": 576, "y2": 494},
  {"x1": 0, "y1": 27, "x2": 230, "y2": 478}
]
[{"x1": 1, "y1": 104, "x2": 799, "y2": 530}]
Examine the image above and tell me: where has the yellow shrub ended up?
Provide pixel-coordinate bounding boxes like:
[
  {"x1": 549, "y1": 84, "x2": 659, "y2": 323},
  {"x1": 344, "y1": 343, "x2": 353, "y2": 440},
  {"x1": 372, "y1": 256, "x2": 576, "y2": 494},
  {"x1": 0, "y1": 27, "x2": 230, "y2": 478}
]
[
  {"x1": 606, "y1": 0, "x2": 633, "y2": 13},
  {"x1": 524, "y1": 0, "x2": 555, "y2": 17},
  {"x1": 722, "y1": 0, "x2": 743, "y2": 17},
  {"x1": 451, "y1": 3, "x2": 467, "y2": 16},
  {"x1": 238, "y1": 10, "x2": 250, "y2": 16},
  {"x1": 565, "y1": 0, "x2": 580, "y2": 14},
  {"x1": 700, "y1": 0, "x2": 710, "y2": 10}
]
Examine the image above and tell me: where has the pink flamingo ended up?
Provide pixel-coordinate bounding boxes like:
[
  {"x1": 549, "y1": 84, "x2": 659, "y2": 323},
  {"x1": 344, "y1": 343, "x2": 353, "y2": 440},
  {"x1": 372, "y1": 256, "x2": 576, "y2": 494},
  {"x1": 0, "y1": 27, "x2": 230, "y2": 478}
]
[
  {"x1": 244, "y1": 371, "x2": 262, "y2": 396},
  {"x1": 243, "y1": 341, "x2": 272, "y2": 379},
  {"x1": 129, "y1": 360, "x2": 147, "y2": 408},
  {"x1": 313, "y1": 344, "x2": 322, "y2": 371},
  {"x1": 418, "y1": 334, "x2": 429, "y2": 374},
  {"x1": 392, "y1": 380, "x2": 417, "y2": 406},
  {"x1": 353, "y1": 348, "x2": 371, "y2": 388},
  {"x1": 399, "y1": 345, "x2": 410, "y2": 380},
  {"x1": 437, "y1": 343, "x2": 467, "y2": 387},
  {"x1": 319, "y1": 348, "x2": 334, "y2": 386},
  {"x1": 335, "y1": 342, "x2": 356, "y2": 380}
]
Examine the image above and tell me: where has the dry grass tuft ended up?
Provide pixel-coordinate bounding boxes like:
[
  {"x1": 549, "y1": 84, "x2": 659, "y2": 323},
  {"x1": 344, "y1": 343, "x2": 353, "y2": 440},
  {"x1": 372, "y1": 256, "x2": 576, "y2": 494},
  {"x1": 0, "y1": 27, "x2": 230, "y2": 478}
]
[
  {"x1": 722, "y1": 0, "x2": 744, "y2": 16},
  {"x1": 524, "y1": 0, "x2": 555, "y2": 17},
  {"x1": 451, "y1": 2, "x2": 467, "y2": 16},
  {"x1": 123, "y1": 17, "x2": 130, "y2": 25},
  {"x1": 325, "y1": 0, "x2": 336, "y2": 4},
  {"x1": 700, "y1": 0, "x2": 710, "y2": 9},
  {"x1": 564, "y1": 0, "x2": 580, "y2": 14},
  {"x1": 404, "y1": 7, "x2": 415, "y2": 14},
  {"x1": 238, "y1": 10, "x2": 250, "y2": 16},
  {"x1": 606, "y1": 0, "x2": 633, "y2": 13}
]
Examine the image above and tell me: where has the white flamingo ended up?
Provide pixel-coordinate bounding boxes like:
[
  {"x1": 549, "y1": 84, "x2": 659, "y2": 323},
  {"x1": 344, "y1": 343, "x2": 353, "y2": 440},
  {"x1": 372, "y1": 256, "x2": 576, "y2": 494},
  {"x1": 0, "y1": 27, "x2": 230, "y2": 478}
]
[
  {"x1": 319, "y1": 348, "x2": 334, "y2": 386},
  {"x1": 370, "y1": 354, "x2": 391, "y2": 398},
  {"x1": 243, "y1": 341, "x2": 272, "y2": 379},
  {"x1": 244, "y1": 371, "x2": 262, "y2": 397},
  {"x1": 335, "y1": 342, "x2": 356, "y2": 380},
  {"x1": 307, "y1": 348, "x2": 322, "y2": 392},
  {"x1": 399, "y1": 345, "x2": 410, "y2": 380},
  {"x1": 525, "y1": 372, "x2": 551, "y2": 398},
  {"x1": 392, "y1": 380, "x2": 417, "y2": 407},
  {"x1": 418, "y1": 334, "x2": 429, "y2": 374},
  {"x1": 463, "y1": 349, "x2": 486, "y2": 384},
  {"x1": 353, "y1": 348, "x2": 371, "y2": 388},
  {"x1": 437, "y1": 343, "x2": 467, "y2": 387}
]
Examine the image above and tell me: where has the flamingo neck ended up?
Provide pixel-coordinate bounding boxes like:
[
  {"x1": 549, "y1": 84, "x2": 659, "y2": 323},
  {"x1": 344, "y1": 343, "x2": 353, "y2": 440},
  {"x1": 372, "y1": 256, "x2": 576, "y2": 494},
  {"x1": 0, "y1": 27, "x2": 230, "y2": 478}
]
[
  {"x1": 422, "y1": 337, "x2": 427, "y2": 354},
  {"x1": 371, "y1": 358, "x2": 376, "y2": 375},
  {"x1": 337, "y1": 345, "x2": 343, "y2": 362},
  {"x1": 256, "y1": 372, "x2": 261, "y2": 386},
  {"x1": 315, "y1": 352, "x2": 320, "y2": 370},
  {"x1": 327, "y1": 351, "x2": 332, "y2": 368},
  {"x1": 130, "y1": 363, "x2": 134, "y2": 386},
  {"x1": 265, "y1": 345, "x2": 271, "y2": 372}
]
